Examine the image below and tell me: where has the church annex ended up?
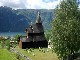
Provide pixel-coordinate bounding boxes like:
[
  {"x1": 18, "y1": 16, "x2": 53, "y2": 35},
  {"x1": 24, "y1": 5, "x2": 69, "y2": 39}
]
[{"x1": 18, "y1": 12, "x2": 48, "y2": 49}]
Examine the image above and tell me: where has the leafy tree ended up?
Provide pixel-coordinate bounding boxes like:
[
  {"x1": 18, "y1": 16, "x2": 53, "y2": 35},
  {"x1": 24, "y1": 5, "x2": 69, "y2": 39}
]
[
  {"x1": 5, "y1": 39, "x2": 11, "y2": 50},
  {"x1": 14, "y1": 34, "x2": 22, "y2": 41},
  {"x1": 51, "y1": 0, "x2": 80, "y2": 60},
  {"x1": 0, "y1": 36, "x2": 11, "y2": 49},
  {"x1": 14, "y1": 34, "x2": 22, "y2": 45},
  {"x1": 45, "y1": 30, "x2": 52, "y2": 41},
  {"x1": 0, "y1": 36, "x2": 5, "y2": 48}
]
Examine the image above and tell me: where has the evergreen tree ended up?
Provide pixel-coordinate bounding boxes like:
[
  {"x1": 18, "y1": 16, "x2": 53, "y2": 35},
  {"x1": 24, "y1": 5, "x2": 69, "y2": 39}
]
[{"x1": 51, "y1": 0, "x2": 80, "y2": 59}]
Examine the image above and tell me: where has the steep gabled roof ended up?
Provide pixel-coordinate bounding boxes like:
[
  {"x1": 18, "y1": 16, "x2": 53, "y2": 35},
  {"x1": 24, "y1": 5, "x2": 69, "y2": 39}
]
[
  {"x1": 36, "y1": 23, "x2": 44, "y2": 32},
  {"x1": 33, "y1": 35, "x2": 46, "y2": 41},
  {"x1": 32, "y1": 23, "x2": 44, "y2": 33},
  {"x1": 20, "y1": 36, "x2": 27, "y2": 42},
  {"x1": 26, "y1": 26, "x2": 33, "y2": 33},
  {"x1": 20, "y1": 36, "x2": 33, "y2": 42},
  {"x1": 32, "y1": 24, "x2": 39, "y2": 33}
]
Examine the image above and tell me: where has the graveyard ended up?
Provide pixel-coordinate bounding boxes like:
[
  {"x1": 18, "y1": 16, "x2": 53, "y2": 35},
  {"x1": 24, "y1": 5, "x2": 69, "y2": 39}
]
[
  {"x1": 12, "y1": 12, "x2": 59, "y2": 60},
  {"x1": 0, "y1": 36, "x2": 59, "y2": 60},
  {"x1": 15, "y1": 46, "x2": 58, "y2": 60},
  {"x1": 0, "y1": 44, "x2": 59, "y2": 60}
]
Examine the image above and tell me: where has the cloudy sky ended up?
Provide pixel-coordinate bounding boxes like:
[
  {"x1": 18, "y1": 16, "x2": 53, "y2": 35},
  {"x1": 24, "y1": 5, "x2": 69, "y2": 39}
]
[{"x1": 0, "y1": 0, "x2": 61, "y2": 9}]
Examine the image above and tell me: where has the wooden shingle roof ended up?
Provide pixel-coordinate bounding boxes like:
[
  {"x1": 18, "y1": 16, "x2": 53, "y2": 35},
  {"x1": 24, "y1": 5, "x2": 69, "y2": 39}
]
[
  {"x1": 32, "y1": 24, "x2": 44, "y2": 33},
  {"x1": 33, "y1": 35, "x2": 46, "y2": 41},
  {"x1": 20, "y1": 36, "x2": 33, "y2": 42},
  {"x1": 27, "y1": 27, "x2": 33, "y2": 33}
]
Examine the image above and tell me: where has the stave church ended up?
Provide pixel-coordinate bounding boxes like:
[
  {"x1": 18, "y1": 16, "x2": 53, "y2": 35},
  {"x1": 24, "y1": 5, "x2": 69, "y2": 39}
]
[{"x1": 18, "y1": 12, "x2": 48, "y2": 49}]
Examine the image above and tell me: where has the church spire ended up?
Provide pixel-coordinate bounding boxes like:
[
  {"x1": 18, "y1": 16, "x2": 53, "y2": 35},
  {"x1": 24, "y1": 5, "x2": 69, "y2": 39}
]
[{"x1": 36, "y1": 12, "x2": 42, "y2": 23}]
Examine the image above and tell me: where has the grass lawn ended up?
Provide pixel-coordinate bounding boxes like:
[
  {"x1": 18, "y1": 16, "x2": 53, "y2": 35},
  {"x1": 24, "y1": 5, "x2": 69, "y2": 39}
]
[
  {"x1": 15, "y1": 46, "x2": 59, "y2": 60},
  {"x1": 0, "y1": 48, "x2": 17, "y2": 60},
  {"x1": 0, "y1": 46, "x2": 24, "y2": 60}
]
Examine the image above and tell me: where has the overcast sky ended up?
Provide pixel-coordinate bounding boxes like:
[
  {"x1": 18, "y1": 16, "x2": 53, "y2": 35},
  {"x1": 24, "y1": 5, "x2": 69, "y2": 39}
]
[{"x1": 0, "y1": 0, "x2": 61, "y2": 9}]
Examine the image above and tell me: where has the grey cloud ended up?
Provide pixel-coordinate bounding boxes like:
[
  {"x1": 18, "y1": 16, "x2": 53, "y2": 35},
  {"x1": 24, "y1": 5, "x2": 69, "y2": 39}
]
[{"x1": 0, "y1": 0, "x2": 60, "y2": 9}]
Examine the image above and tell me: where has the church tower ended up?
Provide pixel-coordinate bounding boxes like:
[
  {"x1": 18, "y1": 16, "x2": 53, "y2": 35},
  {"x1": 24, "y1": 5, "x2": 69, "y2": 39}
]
[{"x1": 36, "y1": 12, "x2": 42, "y2": 23}]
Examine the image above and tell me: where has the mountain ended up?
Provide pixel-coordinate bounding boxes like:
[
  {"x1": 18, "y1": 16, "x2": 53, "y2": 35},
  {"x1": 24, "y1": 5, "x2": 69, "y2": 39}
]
[
  {"x1": 15, "y1": 9, "x2": 54, "y2": 30},
  {"x1": 0, "y1": 6, "x2": 54, "y2": 32},
  {"x1": 0, "y1": 6, "x2": 29, "y2": 32}
]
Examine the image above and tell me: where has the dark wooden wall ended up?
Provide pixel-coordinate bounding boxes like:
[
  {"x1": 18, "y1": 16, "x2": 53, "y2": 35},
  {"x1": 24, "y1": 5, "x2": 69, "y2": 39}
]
[{"x1": 22, "y1": 40, "x2": 48, "y2": 49}]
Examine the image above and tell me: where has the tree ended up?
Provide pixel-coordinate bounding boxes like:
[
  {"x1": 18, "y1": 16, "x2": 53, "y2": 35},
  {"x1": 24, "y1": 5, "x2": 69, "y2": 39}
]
[
  {"x1": 14, "y1": 34, "x2": 22, "y2": 45},
  {"x1": 51, "y1": 0, "x2": 80, "y2": 60},
  {"x1": 14, "y1": 34, "x2": 22, "y2": 41},
  {"x1": 5, "y1": 38, "x2": 11, "y2": 50},
  {"x1": 0, "y1": 36, "x2": 5, "y2": 48},
  {"x1": 45, "y1": 30, "x2": 52, "y2": 41}
]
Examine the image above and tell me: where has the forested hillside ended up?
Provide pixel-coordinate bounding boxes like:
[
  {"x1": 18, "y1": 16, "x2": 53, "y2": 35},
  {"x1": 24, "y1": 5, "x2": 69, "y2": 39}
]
[{"x1": 0, "y1": 6, "x2": 54, "y2": 32}]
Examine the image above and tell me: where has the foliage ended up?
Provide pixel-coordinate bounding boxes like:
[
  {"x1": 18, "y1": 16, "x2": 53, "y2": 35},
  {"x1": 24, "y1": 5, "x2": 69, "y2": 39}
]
[
  {"x1": 5, "y1": 39, "x2": 11, "y2": 50},
  {"x1": 0, "y1": 36, "x2": 5, "y2": 48},
  {"x1": 45, "y1": 30, "x2": 52, "y2": 41},
  {"x1": 14, "y1": 34, "x2": 22, "y2": 46},
  {"x1": 0, "y1": 36, "x2": 10, "y2": 48},
  {"x1": 51, "y1": 0, "x2": 80, "y2": 60},
  {"x1": 14, "y1": 34, "x2": 22, "y2": 41},
  {"x1": 14, "y1": 34, "x2": 22, "y2": 42},
  {"x1": 0, "y1": 36, "x2": 11, "y2": 49}
]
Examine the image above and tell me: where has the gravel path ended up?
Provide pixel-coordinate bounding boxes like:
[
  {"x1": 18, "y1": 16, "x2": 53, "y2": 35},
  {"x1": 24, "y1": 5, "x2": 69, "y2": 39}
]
[{"x1": 10, "y1": 47, "x2": 31, "y2": 60}]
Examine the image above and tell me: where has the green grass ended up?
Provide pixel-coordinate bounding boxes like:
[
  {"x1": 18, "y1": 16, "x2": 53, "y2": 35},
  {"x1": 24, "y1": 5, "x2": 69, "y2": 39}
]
[
  {"x1": 0, "y1": 42, "x2": 59, "y2": 60},
  {"x1": 0, "y1": 48, "x2": 17, "y2": 60},
  {"x1": 15, "y1": 46, "x2": 59, "y2": 60},
  {"x1": 0, "y1": 47, "x2": 25, "y2": 60}
]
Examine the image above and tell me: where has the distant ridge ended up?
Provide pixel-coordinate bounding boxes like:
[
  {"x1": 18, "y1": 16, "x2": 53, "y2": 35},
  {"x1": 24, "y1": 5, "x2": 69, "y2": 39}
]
[{"x1": 0, "y1": 6, "x2": 54, "y2": 32}]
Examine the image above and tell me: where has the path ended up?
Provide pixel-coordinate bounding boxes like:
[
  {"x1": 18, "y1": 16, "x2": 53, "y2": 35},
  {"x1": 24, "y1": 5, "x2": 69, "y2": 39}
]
[{"x1": 10, "y1": 47, "x2": 31, "y2": 60}]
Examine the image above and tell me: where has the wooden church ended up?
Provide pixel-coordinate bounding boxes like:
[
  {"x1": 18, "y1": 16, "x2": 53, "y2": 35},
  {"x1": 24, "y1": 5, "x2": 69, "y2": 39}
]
[{"x1": 18, "y1": 12, "x2": 48, "y2": 49}]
